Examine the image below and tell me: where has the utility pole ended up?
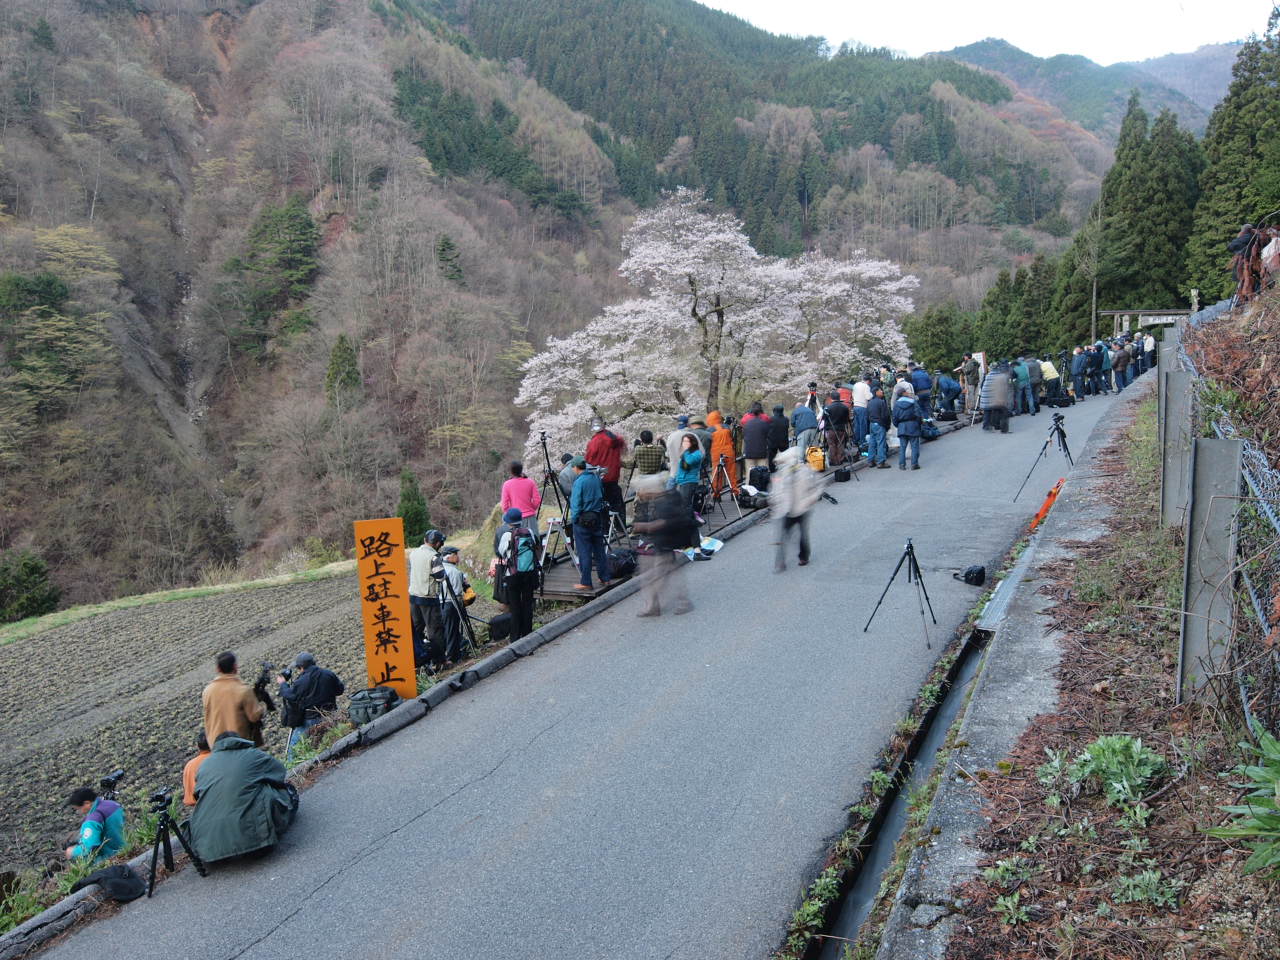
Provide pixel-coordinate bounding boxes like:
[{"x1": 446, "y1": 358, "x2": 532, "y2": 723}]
[{"x1": 1089, "y1": 190, "x2": 1102, "y2": 344}]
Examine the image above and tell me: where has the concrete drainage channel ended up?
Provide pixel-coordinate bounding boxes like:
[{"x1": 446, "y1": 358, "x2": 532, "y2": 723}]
[{"x1": 809, "y1": 533, "x2": 1040, "y2": 960}]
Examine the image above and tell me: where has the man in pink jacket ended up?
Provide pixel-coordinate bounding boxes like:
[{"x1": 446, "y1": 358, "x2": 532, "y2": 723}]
[{"x1": 501, "y1": 461, "x2": 542, "y2": 535}]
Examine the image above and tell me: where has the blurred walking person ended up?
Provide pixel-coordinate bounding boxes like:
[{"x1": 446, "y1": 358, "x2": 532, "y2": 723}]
[
  {"x1": 772, "y1": 447, "x2": 819, "y2": 571},
  {"x1": 631, "y1": 476, "x2": 696, "y2": 617}
]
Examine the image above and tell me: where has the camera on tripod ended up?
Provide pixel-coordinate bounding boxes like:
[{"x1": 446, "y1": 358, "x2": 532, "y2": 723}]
[
  {"x1": 1052, "y1": 412, "x2": 1065, "y2": 424},
  {"x1": 253, "y1": 663, "x2": 277, "y2": 711},
  {"x1": 99, "y1": 769, "x2": 125, "y2": 797},
  {"x1": 148, "y1": 787, "x2": 173, "y2": 811}
]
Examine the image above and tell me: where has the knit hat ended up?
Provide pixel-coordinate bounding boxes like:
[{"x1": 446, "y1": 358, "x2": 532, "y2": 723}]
[
  {"x1": 503, "y1": 507, "x2": 523, "y2": 523},
  {"x1": 571, "y1": 455, "x2": 587, "y2": 468}
]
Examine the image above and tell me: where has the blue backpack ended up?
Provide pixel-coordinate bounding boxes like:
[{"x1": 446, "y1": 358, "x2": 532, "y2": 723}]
[{"x1": 507, "y1": 527, "x2": 538, "y2": 574}]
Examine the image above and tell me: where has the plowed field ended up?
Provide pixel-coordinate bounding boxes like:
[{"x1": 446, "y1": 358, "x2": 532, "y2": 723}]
[{"x1": 0, "y1": 573, "x2": 372, "y2": 865}]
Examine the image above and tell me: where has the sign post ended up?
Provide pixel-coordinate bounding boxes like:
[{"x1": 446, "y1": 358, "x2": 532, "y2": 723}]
[{"x1": 353, "y1": 517, "x2": 417, "y2": 701}]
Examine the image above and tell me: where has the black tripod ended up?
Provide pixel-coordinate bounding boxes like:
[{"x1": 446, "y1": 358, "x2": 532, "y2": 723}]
[
  {"x1": 537, "y1": 432, "x2": 569, "y2": 562},
  {"x1": 863, "y1": 538, "x2": 937, "y2": 649},
  {"x1": 147, "y1": 789, "x2": 206, "y2": 897},
  {"x1": 1013, "y1": 413, "x2": 1074, "y2": 502},
  {"x1": 435, "y1": 565, "x2": 477, "y2": 659},
  {"x1": 710, "y1": 454, "x2": 743, "y2": 520}
]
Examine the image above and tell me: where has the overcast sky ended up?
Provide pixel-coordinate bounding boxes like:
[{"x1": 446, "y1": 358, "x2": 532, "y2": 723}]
[{"x1": 700, "y1": 0, "x2": 1275, "y2": 65}]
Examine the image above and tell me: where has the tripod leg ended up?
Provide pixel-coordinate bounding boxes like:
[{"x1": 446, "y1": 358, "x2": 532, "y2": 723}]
[
  {"x1": 147, "y1": 828, "x2": 164, "y2": 897},
  {"x1": 908, "y1": 549, "x2": 938, "y2": 626},
  {"x1": 864, "y1": 548, "x2": 910, "y2": 632},
  {"x1": 1012, "y1": 439, "x2": 1051, "y2": 503},
  {"x1": 169, "y1": 816, "x2": 208, "y2": 877}
]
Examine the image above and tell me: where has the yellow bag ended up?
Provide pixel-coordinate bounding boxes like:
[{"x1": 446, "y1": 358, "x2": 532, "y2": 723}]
[
  {"x1": 805, "y1": 445, "x2": 826, "y2": 472},
  {"x1": 462, "y1": 585, "x2": 478, "y2": 606}
]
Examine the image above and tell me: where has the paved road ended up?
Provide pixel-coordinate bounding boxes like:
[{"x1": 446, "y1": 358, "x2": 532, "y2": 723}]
[{"x1": 41, "y1": 393, "x2": 1121, "y2": 960}]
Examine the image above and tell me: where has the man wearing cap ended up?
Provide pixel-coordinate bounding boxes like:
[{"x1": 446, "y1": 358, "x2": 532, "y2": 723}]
[
  {"x1": 408, "y1": 530, "x2": 446, "y2": 669},
  {"x1": 585, "y1": 417, "x2": 627, "y2": 526},
  {"x1": 569, "y1": 455, "x2": 612, "y2": 591},
  {"x1": 276, "y1": 653, "x2": 345, "y2": 763},
  {"x1": 438, "y1": 546, "x2": 472, "y2": 663}
]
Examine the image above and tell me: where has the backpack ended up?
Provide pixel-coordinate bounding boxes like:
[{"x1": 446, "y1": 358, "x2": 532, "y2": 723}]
[
  {"x1": 748, "y1": 465, "x2": 771, "y2": 491},
  {"x1": 806, "y1": 446, "x2": 825, "y2": 472},
  {"x1": 607, "y1": 548, "x2": 638, "y2": 579},
  {"x1": 953, "y1": 565, "x2": 986, "y2": 586},
  {"x1": 347, "y1": 686, "x2": 400, "y2": 726},
  {"x1": 506, "y1": 526, "x2": 538, "y2": 575},
  {"x1": 921, "y1": 421, "x2": 940, "y2": 441}
]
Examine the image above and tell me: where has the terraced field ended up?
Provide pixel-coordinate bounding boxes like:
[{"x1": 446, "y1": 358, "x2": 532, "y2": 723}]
[{"x1": 0, "y1": 573, "x2": 371, "y2": 865}]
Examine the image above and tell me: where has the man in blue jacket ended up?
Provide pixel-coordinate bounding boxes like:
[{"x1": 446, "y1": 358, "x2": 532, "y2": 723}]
[
  {"x1": 790, "y1": 400, "x2": 819, "y2": 452},
  {"x1": 908, "y1": 363, "x2": 933, "y2": 420},
  {"x1": 569, "y1": 456, "x2": 612, "y2": 590},
  {"x1": 892, "y1": 387, "x2": 923, "y2": 470},
  {"x1": 1070, "y1": 347, "x2": 1087, "y2": 400},
  {"x1": 66, "y1": 788, "x2": 126, "y2": 863}
]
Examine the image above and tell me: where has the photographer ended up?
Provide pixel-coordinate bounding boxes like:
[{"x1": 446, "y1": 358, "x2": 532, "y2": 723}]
[
  {"x1": 65, "y1": 787, "x2": 126, "y2": 863},
  {"x1": 189, "y1": 731, "x2": 297, "y2": 864},
  {"x1": 183, "y1": 731, "x2": 211, "y2": 807},
  {"x1": 409, "y1": 529, "x2": 446, "y2": 669},
  {"x1": 201, "y1": 651, "x2": 265, "y2": 747},
  {"x1": 585, "y1": 417, "x2": 627, "y2": 526},
  {"x1": 625, "y1": 430, "x2": 665, "y2": 476},
  {"x1": 276, "y1": 652, "x2": 345, "y2": 763}
]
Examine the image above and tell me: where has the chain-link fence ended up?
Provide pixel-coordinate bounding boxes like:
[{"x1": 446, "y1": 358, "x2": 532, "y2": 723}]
[{"x1": 1182, "y1": 298, "x2": 1280, "y2": 733}]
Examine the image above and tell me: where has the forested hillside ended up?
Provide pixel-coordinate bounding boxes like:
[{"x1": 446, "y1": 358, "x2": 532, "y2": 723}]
[
  {"x1": 0, "y1": 0, "x2": 1126, "y2": 609},
  {"x1": 940, "y1": 38, "x2": 1216, "y2": 139},
  {"x1": 1123, "y1": 43, "x2": 1244, "y2": 114}
]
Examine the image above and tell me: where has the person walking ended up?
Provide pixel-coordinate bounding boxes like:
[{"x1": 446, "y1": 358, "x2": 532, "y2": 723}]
[
  {"x1": 866, "y1": 386, "x2": 891, "y2": 468},
  {"x1": 892, "y1": 385, "x2": 923, "y2": 470},
  {"x1": 771, "y1": 447, "x2": 819, "y2": 571},
  {"x1": 569, "y1": 456, "x2": 612, "y2": 591},
  {"x1": 631, "y1": 476, "x2": 695, "y2": 617}
]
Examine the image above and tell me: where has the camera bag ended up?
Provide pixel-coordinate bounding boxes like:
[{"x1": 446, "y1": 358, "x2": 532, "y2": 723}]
[
  {"x1": 748, "y1": 465, "x2": 771, "y2": 491},
  {"x1": 347, "y1": 685, "x2": 401, "y2": 726},
  {"x1": 833, "y1": 467, "x2": 851, "y2": 482}
]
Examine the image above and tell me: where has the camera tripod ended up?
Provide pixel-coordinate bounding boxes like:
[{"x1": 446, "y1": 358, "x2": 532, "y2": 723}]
[
  {"x1": 147, "y1": 790, "x2": 206, "y2": 897},
  {"x1": 708, "y1": 454, "x2": 743, "y2": 520},
  {"x1": 537, "y1": 432, "x2": 571, "y2": 563},
  {"x1": 436, "y1": 565, "x2": 477, "y2": 659},
  {"x1": 863, "y1": 538, "x2": 937, "y2": 649},
  {"x1": 1013, "y1": 413, "x2": 1074, "y2": 503}
]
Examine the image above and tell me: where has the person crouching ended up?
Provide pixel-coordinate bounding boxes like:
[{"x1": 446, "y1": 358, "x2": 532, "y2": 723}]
[{"x1": 189, "y1": 731, "x2": 298, "y2": 864}]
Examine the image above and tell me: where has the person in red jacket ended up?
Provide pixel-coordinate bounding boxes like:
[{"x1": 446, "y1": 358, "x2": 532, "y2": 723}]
[{"x1": 585, "y1": 417, "x2": 627, "y2": 526}]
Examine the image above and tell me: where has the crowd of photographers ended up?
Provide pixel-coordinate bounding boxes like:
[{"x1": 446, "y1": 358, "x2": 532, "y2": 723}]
[{"x1": 60, "y1": 334, "x2": 1158, "y2": 879}]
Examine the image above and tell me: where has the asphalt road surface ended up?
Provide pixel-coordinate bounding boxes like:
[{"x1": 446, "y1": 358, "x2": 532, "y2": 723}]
[{"x1": 40, "y1": 391, "x2": 1122, "y2": 960}]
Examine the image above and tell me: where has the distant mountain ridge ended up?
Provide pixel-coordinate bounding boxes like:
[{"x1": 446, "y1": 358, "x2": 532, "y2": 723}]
[
  {"x1": 1122, "y1": 42, "x2": 1243, "y2": 113},
  {"x1": 936, "y1": 38, "x2": 1227, "y2": 140}
]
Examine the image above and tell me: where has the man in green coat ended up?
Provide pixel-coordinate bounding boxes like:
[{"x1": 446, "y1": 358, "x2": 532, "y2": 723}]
[{"x1": 189, "y1": 733, "x2": 298, "y2": 862}]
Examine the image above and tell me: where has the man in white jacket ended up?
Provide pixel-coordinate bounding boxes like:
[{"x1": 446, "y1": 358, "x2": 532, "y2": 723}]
[{"x1": 771, "y1": 447, "x2": 820, "y2": 572}]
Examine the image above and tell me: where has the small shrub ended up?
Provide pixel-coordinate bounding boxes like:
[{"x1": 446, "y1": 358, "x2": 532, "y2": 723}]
[
  {"x1": 993, "y1": 890, "x2": 1030, "y2": 925},
  {"x1": 1112, "y1": 867, "x2": 1182, "y2": 907},
  {"x1": 1068, "y1": 735, "x2": 1166, "y2": 808},
  {"x1": 870, "y1": 769, "x2": 893, "y2": 797}
]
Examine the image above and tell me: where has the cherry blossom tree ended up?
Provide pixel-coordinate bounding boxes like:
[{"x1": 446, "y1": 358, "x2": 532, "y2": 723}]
[{"x1": 516, "y1": 188, "x2": 915, "y2": 458}]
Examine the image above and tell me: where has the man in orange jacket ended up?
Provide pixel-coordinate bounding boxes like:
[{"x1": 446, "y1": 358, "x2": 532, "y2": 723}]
[{"x1": 706, "y1": 410, "x2": 740, "y2": 498}]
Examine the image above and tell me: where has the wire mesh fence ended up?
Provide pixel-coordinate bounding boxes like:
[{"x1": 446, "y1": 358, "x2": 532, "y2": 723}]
[{"x1": 1182, "y1": 299, "x2": 1280, "y2": 734}]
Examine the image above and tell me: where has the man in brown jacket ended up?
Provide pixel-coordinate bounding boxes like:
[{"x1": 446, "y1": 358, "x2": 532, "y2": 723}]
[{"x1": 202, "y1": 651, "x2": 265, "y2": 746}]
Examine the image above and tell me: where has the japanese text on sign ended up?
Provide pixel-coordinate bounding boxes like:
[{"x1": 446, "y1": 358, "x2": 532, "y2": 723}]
[{"x1": 353, "y1": 517, "x2": 416, "y2": 700}]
